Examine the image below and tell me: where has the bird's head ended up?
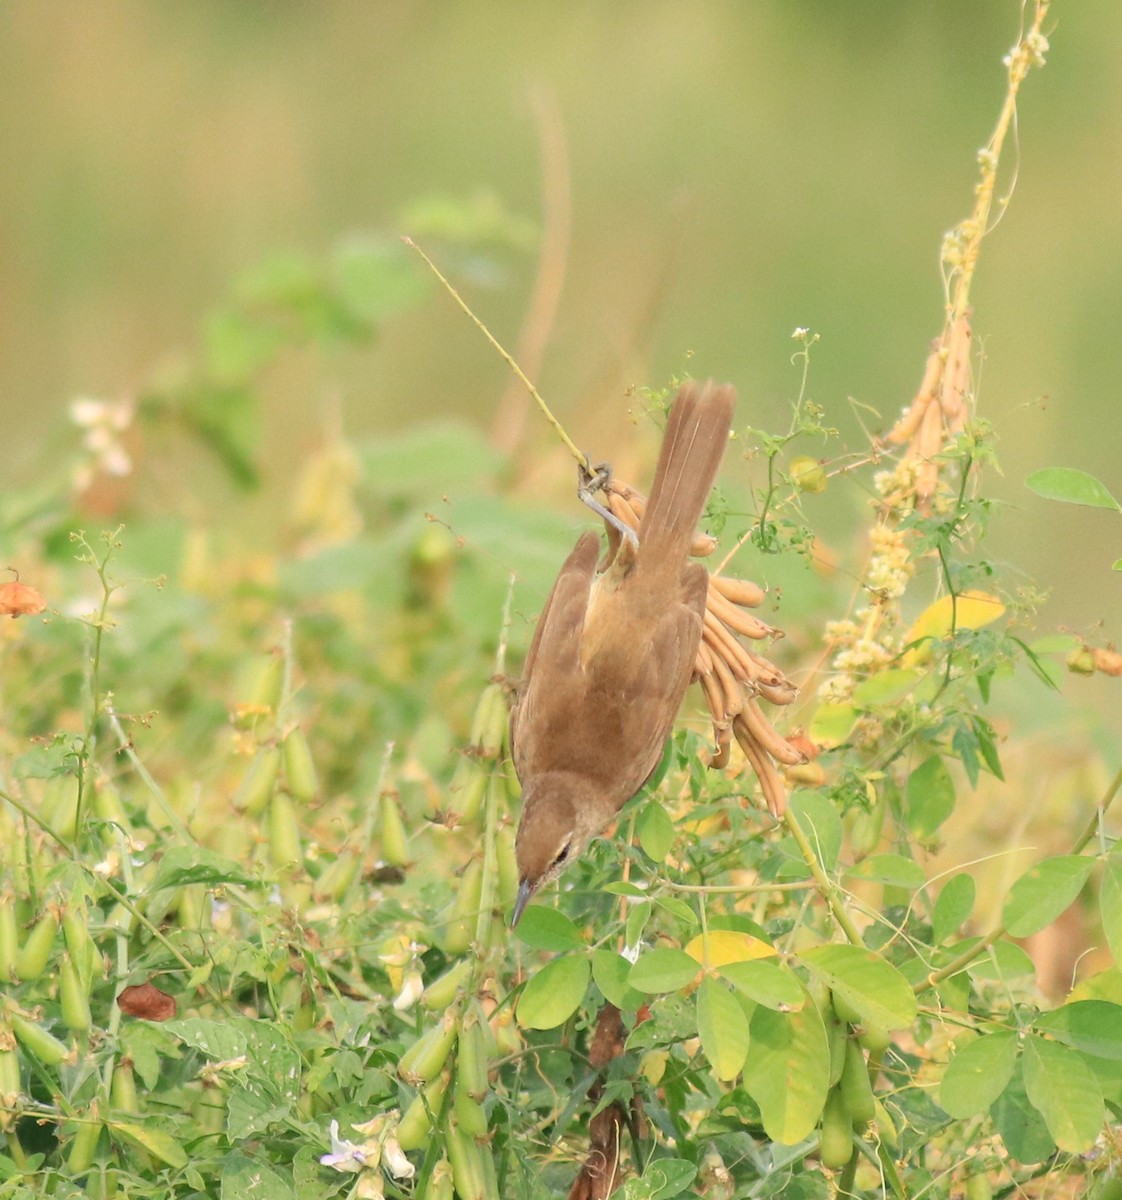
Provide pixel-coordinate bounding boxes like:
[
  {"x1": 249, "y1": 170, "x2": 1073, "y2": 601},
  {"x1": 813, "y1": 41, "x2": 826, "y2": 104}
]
[{"x1": 512, "y1": 773, "x2": 608, "y2": 926}]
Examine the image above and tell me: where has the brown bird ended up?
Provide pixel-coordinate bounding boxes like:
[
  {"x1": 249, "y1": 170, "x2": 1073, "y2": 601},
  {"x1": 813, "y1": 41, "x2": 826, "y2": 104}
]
[{"x1": 511, "y1": 380, "x2": 736, "y2": 924}]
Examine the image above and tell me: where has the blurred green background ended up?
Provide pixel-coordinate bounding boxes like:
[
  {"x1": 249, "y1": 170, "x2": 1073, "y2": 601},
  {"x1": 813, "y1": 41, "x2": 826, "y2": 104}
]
[{"x1": 2, "y1": 1, "x2": 1118, "y2": 638}]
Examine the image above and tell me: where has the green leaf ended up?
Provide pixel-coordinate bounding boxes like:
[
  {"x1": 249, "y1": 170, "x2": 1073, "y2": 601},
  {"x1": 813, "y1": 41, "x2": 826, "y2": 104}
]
[
  {"x1": 221, "y1": 1152, "x2": 295, "y2": 1200},
  {"x1": 639, "y1": 1157, "x2": 698, "y2": 1199},
  {"x1": 514, "y1": 906, "x2": 586, "y2": 953},
  {"x1": 625, "y1": 900, "x2": 653, "y2": 948},
  {"x1": 1003, "y1": 855, "x2": 1094, "y2": 938},
  {"x1": 152, "y1": 846, "x2": 258, "y2": 892},
  {"x1": 932, "y1": 873, "x2": 976, "y2": 943},
  {"x1": 696, "y1": 978, "x2": 750, "y2": 1081},
  {"x1": 1021, "y1": 1034, "x2": 1104, "y2": 1153},
  {"x1": 799, "y1": 944, "x2": 918, "y2": 1030},
  {"x1": 743, "y1": 999, "x2": 830, "y2": 1144},
  {"x1": 777, "y1": 791, "x2": 843, "y2": 878},
  {"x1": 939, "y1": 1030, "x2": 1018, "y2": 1118},
  {"x1": 517, "y1": 956, "x2": 590, "y2": 1030},
  {"x1": 844, "y1": 853, "x2": 925, "y2": 890},
  {"x1": 1026, "y1": 467, "x2": 1121, "y2": 511},
  {"x1": 991, "y1": 1058, "x2": 1056, "y2": 1164},
  {"x1": 1035, "y1": 1001, "x2": 1122, "y2": 1061},
  {"x1": 359, "y1": 423, "x2": 505, "y2": 502},
  {"x1": 591, "y1": 949, "x2": 646, "y2": 1011},
  {"x1": 808, "y1": 703, "x2": 859, "y2": 749},
  {"x1": 1101, "y1": 857, "x2": 1122, "y2": 967},
  {"x1": 109, "y1": 1122, "x2": 188, "y2": 1169},
  {"x1": 852, "y1": 669, "x2": 923, "y2": 707},
  {"x1": 966, "y1": 938, "x2": 1036, "y2": 982},
  {"x1": 629, "y1": 948, "x2": 700, "y2": 994},
  {"x1": 904, "y1": 755, "x2": 955, "y2": 841},
  {"x1": 719, "y1": 959, "x2": 805, "y2": 1011},
  {"x1": 165, "y1": 1018, "x2": 301, "y2": 1139},
  {"x1": 331, "y1": 235, "x2": 428, "y2": 324},
  {"x1": 637, "y1": 800, "x2": 676, "y2": 864}
]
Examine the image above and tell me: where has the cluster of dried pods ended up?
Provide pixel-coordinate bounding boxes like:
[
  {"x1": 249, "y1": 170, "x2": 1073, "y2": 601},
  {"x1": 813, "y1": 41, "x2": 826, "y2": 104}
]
[
  {"x1": 885, "y1": 311, "x2": 973, "y2": 502},
  {"x1": 600, "y1": 478, "x2": 803, "y2": 817}
]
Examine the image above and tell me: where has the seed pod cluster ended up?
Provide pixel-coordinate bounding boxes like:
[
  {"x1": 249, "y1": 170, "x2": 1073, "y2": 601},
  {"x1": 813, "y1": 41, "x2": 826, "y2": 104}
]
[
  {"x1": 885, "y1": 311, "x2": 973, "y2": 504},
  {"x1": 817, "y1": 989, "x2": 891, "y2": 1169},
  {"x1": 394, "y1": 998, "x2": 499, "y2": 1195},
  {"x1": 600, "y1": 476, "x2": 800, "y2": 815}
]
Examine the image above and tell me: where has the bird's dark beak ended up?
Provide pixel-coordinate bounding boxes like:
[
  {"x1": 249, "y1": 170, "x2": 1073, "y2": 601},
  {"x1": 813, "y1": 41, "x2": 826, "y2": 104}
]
[{"x1": 511, "y1": 879, "x2": 534, "y2": 928}]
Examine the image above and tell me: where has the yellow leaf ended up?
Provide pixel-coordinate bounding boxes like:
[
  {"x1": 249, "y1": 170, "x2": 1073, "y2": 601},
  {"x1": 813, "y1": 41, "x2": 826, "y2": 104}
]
[
  {"x1": 905, "y1": 591, "x2": 1005, "y2": 663},
  {"x1": 685, "y1": 930, "x2": 777, "y2": 969}
]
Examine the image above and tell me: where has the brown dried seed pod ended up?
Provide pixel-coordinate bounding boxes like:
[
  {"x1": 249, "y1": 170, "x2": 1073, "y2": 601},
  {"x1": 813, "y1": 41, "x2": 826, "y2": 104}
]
[
  {"x1": 710, "y1": 573, "x2": 766, "y2": 608},
  {"x1": 702, "y1": 611, "x2": 757, "y2": 682},
  {"x1": 606, "y1": 490, "x2": 642, "y2": 533},
  {"x1": 739, "y1": 697, "x2": 805, "y2": 765},
  {"x1": 698, "y1": 671, "x2": 726, "y2": 723},
  {"x1": 886, "y1": 335, "x2": 942, "y2": 446},
  {"x1": 733, "y1": 717, "x2": 788, "y2": 816},
  {"x1": 756, "y1": 679, "x2": 799, "y2": 707},
  {"x1": 710, "y1": 650, "x2": 744, "y2": 718},
  {"x1": 707, "y1": 586, "x2": 776, "y2": 639},
  {"x1": 709, "y1": 722, "x2": 732, "y2": 769}
]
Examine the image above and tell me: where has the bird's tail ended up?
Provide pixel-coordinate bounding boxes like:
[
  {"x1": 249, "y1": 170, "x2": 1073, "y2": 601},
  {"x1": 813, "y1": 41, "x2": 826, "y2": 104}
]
[{"x1": 638, "y1": 380, "x2": 735, "y2": 572}]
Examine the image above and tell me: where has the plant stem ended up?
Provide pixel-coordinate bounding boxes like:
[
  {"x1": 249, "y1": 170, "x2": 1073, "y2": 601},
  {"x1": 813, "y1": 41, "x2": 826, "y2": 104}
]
[
  {"x1": 781, "y1": 809, "x2": 863, "y2": 946},
  {"x1": 403, "y1": 236, "x2": 590, "y2": 472}
]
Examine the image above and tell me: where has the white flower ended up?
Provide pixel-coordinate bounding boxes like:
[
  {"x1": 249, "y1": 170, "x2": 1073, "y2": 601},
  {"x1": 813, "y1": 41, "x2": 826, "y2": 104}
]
[{"x1": 320, "y1": 1119, "x2": 369, "y2": 1173}]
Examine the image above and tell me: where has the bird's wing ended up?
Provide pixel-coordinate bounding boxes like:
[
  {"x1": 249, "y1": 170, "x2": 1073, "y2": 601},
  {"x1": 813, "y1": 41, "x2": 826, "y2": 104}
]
[{"x1": 511, "y1": 530, "x2": 600, "y2": 770}]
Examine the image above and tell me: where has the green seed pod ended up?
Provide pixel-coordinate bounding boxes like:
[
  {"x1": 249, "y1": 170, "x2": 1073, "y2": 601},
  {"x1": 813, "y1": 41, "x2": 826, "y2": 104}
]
[
  {"x1": 41, "y1": 775, "x2": 81, "y2": 842},
  {"x1": 964, "y1": 1172, "x2": 994, "y2": 1200},
  {"x1": 857, "y1": 1020, "x2": 891, "y2": 1054},
  {"x1": 0, "y1": 1028, "x2": 21, "y2": 1097},
  {"x1": 0, "y1": 894, "x2": 18, "y2": 984},
  {"x1": 457, "y1": 1009, "x2": 490, "y2": 1102},
  {"x1": 396, "y1": 1070, "x2": 450, "y2": 1152},
  {"x1": 420, "y1": 1159, "x2": 455, "y2": 1200},
  {"x1": 234, "y1": 747, "x2": 281, "y2": 817},
  {"x1": 421, "y1": 960, "x2": 472, "y2": 1012},
  {"x1": 819, "y1": 1084, "x2": 854, "y2": 1169},
  {"x1": 495, "y1": 822, "x2": 518, "y2": 911},
  {"x1": 445, "y1": 764, "x2": 487, "y2": 826},
  {"x1": 110, "y1": 1061, "x2": 139, "y2": 1113},
  {"x1": 62, "y1": 904, "x2": 100, "y2": 991},
  {"x1": 380, "y1": 794, "x2": 409, "y2": 867},
  {"x1": 14, "y1": 908, "x2": 60, "y2": 982},
  {"x1": 67, "y1": 1105, "x2": 102, "y2": 1175},
  {"x1": 92, "y1": 778, "x2": 128, "y2": 825},
  {"x1": 453, "y1": 1079, "x2": 488, "y2": 1139},
  {"x1": 845, "y1": 803, "x2": 885, "y2": 859},
  {"x1": 268, "y1": 791, "x2": 303, "y2": 870},
  {"x1": 826, "y1": 1009, "x2": 847, "y2": 1088},
  {"x1": 441, "y1": 859, "x2": 482, "y2": 955},
  {"x1": 398, "y1": 1007, "x2": 461, "y2": 1086},
  {"x1": 840, "y1": 1037, "x2": 876, "y2": 1126},
  {"x1": 873, "y1": 1098, "x2": 898, "y2": 1149},
  {"x1": 234, "y1": 654, "x2": 284, "y2": 728},
  {"x1": 282, "y1": 729, "x2": 318, "y2": 803},
  {"x1": 446, "y1": 1118, "x2": 489, "y2": 1200},
  {"x1": 313, "y1": 848, "x2": 361, "y2": 903},
  {"x1": 470, "y1": 683, "x2": 508, "y2": 760},
  {"x1": 10, "y1": 1011, "x2": 68, "y2": 1066},
  {"x1": 176, "y1": 884, "x2": 209, "y2": 931},
  {"x1": 60, "y1": 954, "x2": 92, "y2": 1033},
  {"x1": 831, "y1": 991, "x2": 862, "y2": 1027}
]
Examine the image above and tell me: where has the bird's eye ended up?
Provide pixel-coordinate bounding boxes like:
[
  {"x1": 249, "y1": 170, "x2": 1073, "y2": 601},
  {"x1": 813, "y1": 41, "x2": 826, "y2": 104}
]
[{"x1": 551, "y1": 840, "x2": 572, "y2": 868}]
